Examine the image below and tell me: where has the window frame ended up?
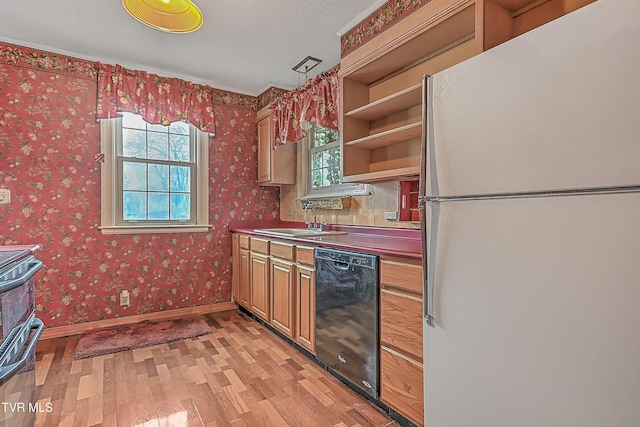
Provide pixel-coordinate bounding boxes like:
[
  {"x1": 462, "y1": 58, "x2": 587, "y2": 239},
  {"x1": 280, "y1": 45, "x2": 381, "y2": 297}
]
[
  {"x1": 99, "y1": 115, "x2": 210, "y2": 234},
  {"x1": 308, "y1": 126, "x2": 341, "y2": 190},
  {"x1": 297, "y1": 124, "x2": 368, "y2": 200}
]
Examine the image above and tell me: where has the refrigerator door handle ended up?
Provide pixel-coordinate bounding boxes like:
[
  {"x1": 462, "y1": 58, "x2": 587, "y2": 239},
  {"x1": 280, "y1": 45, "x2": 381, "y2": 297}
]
[
  {"x1": 420, "y1": 73, "x2": 437, "y2": 327},
  {"x1": 420, "y1": 200, "x2": 439, "y2": 327},
  {"x1": 423, "y1": 202, "x2": 440, "y2": 327}
]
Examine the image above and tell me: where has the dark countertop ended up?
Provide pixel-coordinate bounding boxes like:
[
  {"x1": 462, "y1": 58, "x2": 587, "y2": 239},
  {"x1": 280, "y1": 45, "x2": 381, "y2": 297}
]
[{"x1": 229, "y1": 220, "x2": 422, "y2": 259}]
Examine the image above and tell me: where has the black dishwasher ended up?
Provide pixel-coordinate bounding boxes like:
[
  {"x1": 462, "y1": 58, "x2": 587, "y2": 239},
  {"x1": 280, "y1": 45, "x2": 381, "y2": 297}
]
[{"x1": 315, "y1": 248, "x2": 379, "y2": 399}]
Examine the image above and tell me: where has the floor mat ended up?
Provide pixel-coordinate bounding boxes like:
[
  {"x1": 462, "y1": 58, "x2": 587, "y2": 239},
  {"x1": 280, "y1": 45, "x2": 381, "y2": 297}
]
[{"x1": 73, "y1": 316, "x2": 212, "y2": 359}]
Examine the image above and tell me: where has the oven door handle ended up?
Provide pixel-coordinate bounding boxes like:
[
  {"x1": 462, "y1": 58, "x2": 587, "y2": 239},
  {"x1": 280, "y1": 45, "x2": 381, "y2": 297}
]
[
  {"x1": 0, "y1": 259, "x2": 43, "y2": 294},
  {"x1": 0, "y1": 317, "x2": 44, "y2": 387}
]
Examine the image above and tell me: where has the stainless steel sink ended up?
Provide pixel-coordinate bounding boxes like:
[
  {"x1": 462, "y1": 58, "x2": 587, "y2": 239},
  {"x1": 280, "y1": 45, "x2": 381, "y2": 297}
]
[{"x1": 253, "y1": 228, "x2": 347, "y2": 238}]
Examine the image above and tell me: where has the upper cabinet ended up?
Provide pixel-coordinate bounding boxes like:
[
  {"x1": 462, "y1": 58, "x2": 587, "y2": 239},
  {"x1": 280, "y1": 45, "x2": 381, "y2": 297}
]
[
  {"x1": 257, "y1": 106, "x2": 296, "y2": 186},
  {"x1": 340, "y1": 0, "x2": 595, "y2": 183}
]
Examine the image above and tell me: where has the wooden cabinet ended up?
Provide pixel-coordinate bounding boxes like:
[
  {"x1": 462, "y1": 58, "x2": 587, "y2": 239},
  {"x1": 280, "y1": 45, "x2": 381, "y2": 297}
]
[
  {"x1": 270, "y1": 258, "x2": 295, "y2": 338},
  {"x1": 257, "y1": 106, "x2": 296, "y2": 186},
  {"x1": 250, "y1": 252, "x2": 270, "y2": 321},
  {"x1": 232, "y1": 234, "x2": 240, "y2": 303},
  {"x1": 381, "y1": 289, "x2": 423, "y2": 360},
  {"x1": 239, "y1": 248, "x2": 251, "y2": 309},
  {"x1": 295, "y1": 246, "x2": 316, "y2": 354},
  {"x1": 237, "y1": 233, "x2": 252, "y2": 309},
  {"x1": 340, "y1": 0, "x2": 595, "y2": 183},
  {"x1": 232, "y1": 234, "x2": 318, "y2": 354},
  {"x1": 380, "y1": 347, "x2": 424, "y2": 426},
  {"x1": 379, "y1": 256, "x2": 424, "y2": 426},
  {"x1": 233, "y1": 232, "x2": 427, "y2": 423},
  {"x1": 340, "y1": 0, "x2": 478, "y2": 183}
]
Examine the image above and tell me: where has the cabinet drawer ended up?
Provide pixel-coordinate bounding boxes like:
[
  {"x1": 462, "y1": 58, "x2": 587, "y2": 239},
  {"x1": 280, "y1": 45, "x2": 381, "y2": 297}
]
[
  {"x1": 296, "y1": 246, "x2": 315, "y2": 267},
  {"x1": 380, "y1": 256, "x2": 422, "y2": 294},
  {"x1": 239, "y1": 234, "x2": 250, "y2": 249},
  {"x1": 271, "y1": 241, "x2": 295, "y2": 261},
  {"x1": 380, "y1": 289, "x2": 423, "y2": 361},
  {"x1": 380, "y1": 346, "x2": 424, "y2": 427},
  {"x1": 250, "y1": 237, "x2": 270, "y2": 254}
]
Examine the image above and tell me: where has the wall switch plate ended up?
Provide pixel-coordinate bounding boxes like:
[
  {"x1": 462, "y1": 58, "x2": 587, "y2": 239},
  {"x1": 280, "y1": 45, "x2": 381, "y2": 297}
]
[
  {"x1": 384, "y1": 211, "x2": 397, "y2": 220},
  {"x1": 0, "y1": 188, "x2": 10, "y2": 205},
  {"x1": 120, "y1": 290, "x2": 130, "y2": 306}
]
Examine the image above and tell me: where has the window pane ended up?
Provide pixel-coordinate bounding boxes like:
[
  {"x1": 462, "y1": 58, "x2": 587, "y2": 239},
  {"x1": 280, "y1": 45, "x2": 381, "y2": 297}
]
[
  {"x1": 170, "y1": 134, "x2": 190, "y2": 162},
  {"x1": 170, "y1": 194, "x2": 190, "y2": 220},
  {"x1": 311, "y1": 170, "x2": 322, "y2": 189},
  {"x1": 147, "y1": 131, "x2": 169, "y2": 160},
  {"x1": 312, "y1": 152, "x2": 322, "y2": 169},
  {"x1": 327, "y1": 166, "x2": 341, "y2": 186},
  {"x1": 123, "y1": 191, "x2": 146, "y2": 220},
  {"x1": 169, "y1": 121, "x2": 190, "y2": 135},
  {"x1": 170, "y1": 166, "x2": 190, "y2": 192},
  {"x1": 148, "y1": 193, "x2": 169, "y2": 220},
  {"x1": 326, "y1": 128, "x2": 339, "y2": 143},
  {"x1": 147, "y1": 123, "x2": 168, "y2": 133},
  {"x1": 122, "y1": 129, "x2": 146, "y2": 158},
  {"x1": 314, "y1": 129, "x2": 327, "y2": 147},
  {"x1": 123, "y1": 162, "x2": 147, "y2": 191},
  {"x1": 122, "y1": 112, "x2": 146, "y2": 130},
  {"x1": 334, "y1": 146, "x2": 341, "y2": 165},
  {"x1": 322, "y1": 149, "x2": 333, "y2": 168},
  {"x1": 148, "y1": 164, "x2": 169, "y2": 191}
]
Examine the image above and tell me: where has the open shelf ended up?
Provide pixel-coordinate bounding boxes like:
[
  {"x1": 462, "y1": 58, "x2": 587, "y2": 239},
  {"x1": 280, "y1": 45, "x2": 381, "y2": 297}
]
[
  {"x1": 345, "y1": 122, "x2": 422, "y2": 150},
  {"x1": 345, "y1": 84, "x2": 422, "y2": 122},
  {"x1": 343, "y1": 166, "x2": 420, "y2": 184},
  {"x1": 340, "y1": 1, "x2": 478, "y2": 184},
  {"x1": 340, "y1": 0, "x2": 595, "y2": 185}
]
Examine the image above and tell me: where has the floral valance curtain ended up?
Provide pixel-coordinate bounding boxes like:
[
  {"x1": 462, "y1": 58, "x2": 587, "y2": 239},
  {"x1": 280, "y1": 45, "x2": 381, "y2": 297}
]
[
  {"x1": 95, "y1": 63, "x2": 216, "y2": 134},
  {"x1": 271, "y1": 67, "x2": 340, "y2": 146}
]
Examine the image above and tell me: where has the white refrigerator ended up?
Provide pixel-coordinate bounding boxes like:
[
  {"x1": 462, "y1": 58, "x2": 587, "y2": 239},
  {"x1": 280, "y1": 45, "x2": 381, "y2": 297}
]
[{"x1": 420, "y1": 0, "x2": 640, "y2": 426}]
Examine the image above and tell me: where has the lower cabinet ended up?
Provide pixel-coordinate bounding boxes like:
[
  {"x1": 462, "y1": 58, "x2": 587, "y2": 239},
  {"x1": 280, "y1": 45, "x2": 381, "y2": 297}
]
[
  {"x1": 295, "y1": 264, "x2": 316, "y2": 354},
  {"x1": 380, "y1": 256, "x2": 424, "y2": 427},
  {"x1": 232, "y1": 234, "x2": 240, "y2": 303},
  {"x1": 234, "y1": 234, "x2": 251, "y2": 310},
  {"x1": 270, "y1": 258, "x2": 295, "y2": 338},
  {"x1": 295, "y1": 245, "x2": 316, "y2": 354},
  {"x1": 250, "y1": 252, "x2": 270, "y2": 321},
  {"x1": 234, "y1": 234, "x2": 425, "y2": 425},
  {"x1": 239, "y1": 248, "x2": 251, "y2": 309},
  {"x1": 380, "y1": 346, "x2": 424, "y2": 425}
]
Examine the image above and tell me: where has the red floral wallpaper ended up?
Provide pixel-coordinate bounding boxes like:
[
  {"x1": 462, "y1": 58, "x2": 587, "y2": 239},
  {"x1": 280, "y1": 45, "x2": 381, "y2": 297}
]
[
  {"x1": 0, "y1": 43, "x2": 279, "y2": 328},
  {"x1": 341, "y1": 0, "x2": 433, "y2": 57}
]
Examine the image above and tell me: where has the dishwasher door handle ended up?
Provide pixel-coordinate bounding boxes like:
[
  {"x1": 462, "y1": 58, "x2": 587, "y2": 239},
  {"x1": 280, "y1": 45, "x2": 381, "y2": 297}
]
[{"x1": 333, "y1": 261, "x2": 350, "y2": 270}]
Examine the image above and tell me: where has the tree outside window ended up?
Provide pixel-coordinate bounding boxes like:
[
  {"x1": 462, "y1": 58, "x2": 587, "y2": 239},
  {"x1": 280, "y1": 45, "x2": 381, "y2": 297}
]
[
  {"x1": 309, "y1": 125, "x2": 341, "y2": 189},
  {"x1": 118, "y1": 112, "x2": 196, "y2": 223}
]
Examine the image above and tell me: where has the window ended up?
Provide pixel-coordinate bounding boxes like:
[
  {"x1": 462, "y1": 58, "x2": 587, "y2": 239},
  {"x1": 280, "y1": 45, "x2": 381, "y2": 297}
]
[
  {"x1": 99, "y1": 112, "x2": 209, "y2": 234},
  {"x1": 298, "y1": 124, "x2": 368, "y2": 199},
  {"x1": 309, "y1": 126, "x2": 341, "y2": 189}
]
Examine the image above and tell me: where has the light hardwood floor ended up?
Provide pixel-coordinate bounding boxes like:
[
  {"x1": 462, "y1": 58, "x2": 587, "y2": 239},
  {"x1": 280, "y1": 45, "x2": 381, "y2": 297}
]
[{"x1": 34, "y1": 310, "x2": 396, "y2": 427}]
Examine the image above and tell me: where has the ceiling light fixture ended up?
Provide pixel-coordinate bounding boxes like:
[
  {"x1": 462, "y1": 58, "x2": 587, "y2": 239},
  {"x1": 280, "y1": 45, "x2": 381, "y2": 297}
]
[
  {"x1": 292, "y1": 56, "x2": 323, "y2": 76},
  {"x1": 122, "y1": 0, "x2": 203, "y2": 33}
]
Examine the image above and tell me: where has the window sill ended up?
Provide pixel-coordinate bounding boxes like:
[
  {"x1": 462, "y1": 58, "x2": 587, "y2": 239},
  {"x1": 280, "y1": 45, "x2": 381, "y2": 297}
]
[{"x1": 99, "y1": 225, "x2": 211, "y2": 235}]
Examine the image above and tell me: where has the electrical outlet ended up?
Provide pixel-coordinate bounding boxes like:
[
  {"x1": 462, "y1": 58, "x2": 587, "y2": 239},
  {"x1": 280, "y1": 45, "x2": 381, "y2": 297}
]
[
  {"x1": 384, "y1": 211, "x2": 397, "y2": 220},
  {"x1": 120, "y1": 290, "x2": 130, "y2": 306},
  {"x1": 0, "y1": 188, "x2": 10, "y2": 205}
]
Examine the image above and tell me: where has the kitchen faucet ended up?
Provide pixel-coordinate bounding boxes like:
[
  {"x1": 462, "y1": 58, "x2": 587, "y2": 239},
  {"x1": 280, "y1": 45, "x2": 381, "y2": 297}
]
[{"x1": 303, "y1": 204, "x2": 326, "y2": 231}]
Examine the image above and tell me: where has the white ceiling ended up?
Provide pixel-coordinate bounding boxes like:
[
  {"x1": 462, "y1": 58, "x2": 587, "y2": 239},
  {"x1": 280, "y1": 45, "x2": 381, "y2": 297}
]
[{"x1": 0, "y1": 0, "x2": 383, "y2": 96}]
